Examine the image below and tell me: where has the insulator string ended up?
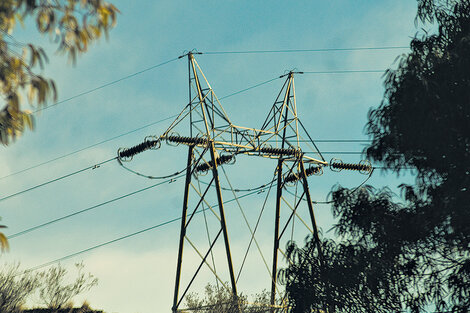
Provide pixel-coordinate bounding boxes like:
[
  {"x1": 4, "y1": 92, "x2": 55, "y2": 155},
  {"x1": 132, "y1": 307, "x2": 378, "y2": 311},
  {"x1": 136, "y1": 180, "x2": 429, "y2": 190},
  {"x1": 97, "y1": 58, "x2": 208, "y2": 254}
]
[
  {"x1": 329, "y1": 158, "x2": 372, "y2": 173},
  {"x1": 284, "y1": 165, "x2": 323, "y2": 183},
  {"x1": 118, "y1": 139, "x2": 161, "y2": 160}
]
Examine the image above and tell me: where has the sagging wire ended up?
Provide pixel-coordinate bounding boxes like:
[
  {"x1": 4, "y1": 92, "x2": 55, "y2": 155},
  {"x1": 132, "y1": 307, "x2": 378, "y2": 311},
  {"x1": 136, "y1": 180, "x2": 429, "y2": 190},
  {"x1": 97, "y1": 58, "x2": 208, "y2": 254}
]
[
  {"x1": 283, "y1": 159, "x2": 375, "y2": 204},
  {"x1": 21, "y1": 185, "x2": 273, "y2": 275},
  {"x1": 118, "y1": 135, "x2": 161, "y2": 160},
  {"x1": 9, "y1": 173, "x2": 187, "y2": 239},
  {"x1": 117, "y1": 136, "x2": 188, "y2": 180},
  {"x1": 119, "y1": 132, "x2": 370, "y2": 195},
  {"x1": 320, "y1": 166, "x2": 375, "y2": 205},
  {"x1": 0, "y1": 157, "x2": 116, "y2": 203},
  {"x1": 195, "y1": 154, "x2": 235, "y2": 173},
  {"x1": 330, "y1": 158, "x2": 373, "y2": 174},
  {"x1": 0, "y1": 114, "x2": 179, "y2": 181},
  {"x1": 117, "y1": 160, "x2": 188, "y2": 180},
  {"x1": 116, "y1": 134, "x2": 206, "y2": 180},
  {"x1": 195, "y1": 171, "x2": 277, "y2": 193},
  {"x1": 34, "y1": 56, "x2": 181, "y2": 113},
  {"x1": 314, "y1": 158, "x2": 374, "y2": 204},
  {"x1": 191, "y1": 147, "x2": 277, "y2": 192},
  {"x1": 284, "y1": 164, "x2": 323, "y2": 185},
  {"x1": 115, "y1": 102, "x2": 210, "y2": 179},
  {"x1": 194, "y1": 152, "x2": 315, "y2": 193}
]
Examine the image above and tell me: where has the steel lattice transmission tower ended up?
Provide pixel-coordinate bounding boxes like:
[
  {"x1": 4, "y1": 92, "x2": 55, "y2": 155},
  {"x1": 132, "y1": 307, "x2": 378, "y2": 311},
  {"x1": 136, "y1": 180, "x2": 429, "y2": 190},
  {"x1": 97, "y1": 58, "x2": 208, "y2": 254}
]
[{"x1": 118, "y1": 52, "x2": 372, "y2": 313}]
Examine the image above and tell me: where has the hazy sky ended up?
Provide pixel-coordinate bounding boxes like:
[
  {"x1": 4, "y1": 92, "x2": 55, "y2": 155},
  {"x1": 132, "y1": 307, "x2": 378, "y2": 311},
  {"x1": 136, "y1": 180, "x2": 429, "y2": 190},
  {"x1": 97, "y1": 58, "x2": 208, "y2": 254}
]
[{"x1": 1, "y1": 1, "x2": 422, "y2": 312}]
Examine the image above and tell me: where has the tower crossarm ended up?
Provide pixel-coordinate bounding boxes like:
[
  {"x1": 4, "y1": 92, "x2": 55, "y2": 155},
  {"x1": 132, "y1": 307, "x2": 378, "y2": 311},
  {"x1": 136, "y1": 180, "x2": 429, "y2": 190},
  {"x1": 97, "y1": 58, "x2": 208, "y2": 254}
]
[{"x1": 162, "y1": 123, "x2": 328, "y2": 166}]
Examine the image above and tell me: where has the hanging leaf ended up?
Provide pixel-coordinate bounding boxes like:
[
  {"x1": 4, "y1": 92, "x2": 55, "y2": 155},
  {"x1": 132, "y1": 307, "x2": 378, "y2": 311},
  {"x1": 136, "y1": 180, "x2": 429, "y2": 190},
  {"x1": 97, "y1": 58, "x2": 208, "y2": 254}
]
[{"x1": 0, "y1": 232, "x2": 9, "y2": 252}]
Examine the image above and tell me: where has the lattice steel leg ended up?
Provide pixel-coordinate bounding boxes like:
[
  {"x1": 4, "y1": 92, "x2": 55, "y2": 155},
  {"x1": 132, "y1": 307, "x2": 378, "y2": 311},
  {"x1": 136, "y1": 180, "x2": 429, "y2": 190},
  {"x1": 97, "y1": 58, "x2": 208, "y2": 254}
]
[{"x1": 172, "y1": 146, "x2": 194, "y2": 313}]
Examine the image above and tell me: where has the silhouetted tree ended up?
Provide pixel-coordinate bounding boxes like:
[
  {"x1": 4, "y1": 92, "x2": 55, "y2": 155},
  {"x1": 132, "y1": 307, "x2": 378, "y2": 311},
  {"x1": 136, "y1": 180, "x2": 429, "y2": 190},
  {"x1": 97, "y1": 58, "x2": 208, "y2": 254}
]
[
  {"x1": 280, "y1": 1, "x2": 470, "y2": 312},
  {"x1": 0, "y1": 0, "x2": 119, "y2": 145}
]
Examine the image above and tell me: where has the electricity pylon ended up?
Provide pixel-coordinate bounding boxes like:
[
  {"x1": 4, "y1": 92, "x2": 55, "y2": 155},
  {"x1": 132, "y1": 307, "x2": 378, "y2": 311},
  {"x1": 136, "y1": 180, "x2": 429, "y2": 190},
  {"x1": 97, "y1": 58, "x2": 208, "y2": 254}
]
[{"x1": 118, "y1": 52, "x2": 372, "y2": 313}]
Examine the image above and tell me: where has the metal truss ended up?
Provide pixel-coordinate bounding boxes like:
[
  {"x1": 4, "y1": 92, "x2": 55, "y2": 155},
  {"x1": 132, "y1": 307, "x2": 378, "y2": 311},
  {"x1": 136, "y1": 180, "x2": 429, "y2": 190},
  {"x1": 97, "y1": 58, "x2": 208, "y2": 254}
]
[
  {"x1": 166, "y1": 53, "x2": 331, "y2": 313},
  {"x1": 114, "y1": 51, "x2": 376, "y2": 313},
  {"x1": 115, "y1": 51, "x2": 374, "y2": 313}
]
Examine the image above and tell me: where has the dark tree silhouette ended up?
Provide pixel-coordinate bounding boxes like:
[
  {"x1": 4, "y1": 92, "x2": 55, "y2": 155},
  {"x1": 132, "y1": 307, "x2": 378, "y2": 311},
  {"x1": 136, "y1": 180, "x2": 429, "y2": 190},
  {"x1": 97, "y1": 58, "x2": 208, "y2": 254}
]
[{"x1": 280, "y1": 1, "x2": 470, "y2": 312}]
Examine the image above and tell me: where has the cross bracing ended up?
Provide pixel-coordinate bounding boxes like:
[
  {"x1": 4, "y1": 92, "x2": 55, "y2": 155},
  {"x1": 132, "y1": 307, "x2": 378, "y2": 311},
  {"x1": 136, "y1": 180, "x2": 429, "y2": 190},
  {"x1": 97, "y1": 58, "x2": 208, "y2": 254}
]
[{"x1": 116, "y1": 52, "x2": 372, "y2": 313}]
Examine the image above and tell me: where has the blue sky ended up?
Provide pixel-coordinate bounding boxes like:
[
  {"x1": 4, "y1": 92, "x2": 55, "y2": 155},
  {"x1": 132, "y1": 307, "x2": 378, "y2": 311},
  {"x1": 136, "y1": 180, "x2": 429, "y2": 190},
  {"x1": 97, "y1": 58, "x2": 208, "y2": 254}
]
[{"x1": 1, "y1": 1, "x2": 422, "y2": 312}]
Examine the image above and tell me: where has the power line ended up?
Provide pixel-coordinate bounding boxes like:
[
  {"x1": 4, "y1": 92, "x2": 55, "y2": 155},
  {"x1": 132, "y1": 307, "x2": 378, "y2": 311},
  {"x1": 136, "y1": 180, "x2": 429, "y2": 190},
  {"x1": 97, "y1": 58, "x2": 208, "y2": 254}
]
[
  {"x1": 3, "y1": 66, "x2": 375, "y2": 183},
  {"x1": 17, "y1": 164, "x2": 414, "y2": 271},
  {"x1": 0, "y1": 150, "x2": 373, "y2": 203},
  {"x1": 33, "y1": 56, "x2": 180, "y2": 113},
  {"x1": 21, "y1": 64, "x2": 377, "y2": 191},
  {"x1": 24, "y1": 187, "x2": 268, "y2": 272},
  {"x1": 286, "y1": 168, "x2": 376, "y2": 205},
  {"x1": 9, "y1": 175, "x2": 184, "y2": 239},
  {"x1": 25, "y1": 217, "x2": 181, "y2": 272},
  {"x1": 0, "y1": 157, "x2": 116, "y2": 203},
  {"x1": 219, "y1": 77, "x2": 281, "y2": 100},
  {"x1": 307, "y1": 151, "x2": 363, "y2": 155},
  {"x1": 0, "y1": 137, "x2": 369, "y2": 182},
  {"x1": 10, "y1": 169, "x2": 275, "y2": 242},
  {"x1": 0, "y1": 115, "x2": 177, "y2": 181},
  {"x1": 26, "y1": 45, "x2": 409, "y2": 115},
  {"x1": 303, "y1": 70, "x2": 384, "y2": 74},
  {"x1": 313, "y1": 140, "x2": 369, "y2": 143},
  {"x1": 2, "y1": 59, "x2": 387, "y2": 192},
  {"x1": 31, "y1": 46, "x2": 407, "y2": 115},
  {"x1": 202, "y1": 46, "x2": 408, "y2": 55},
  {"x1": 21, "y1": 162, "x2": 411, "y2": 273},
  {"x1": 2, "y1": 76, "x2": 282, "y2": 181}
]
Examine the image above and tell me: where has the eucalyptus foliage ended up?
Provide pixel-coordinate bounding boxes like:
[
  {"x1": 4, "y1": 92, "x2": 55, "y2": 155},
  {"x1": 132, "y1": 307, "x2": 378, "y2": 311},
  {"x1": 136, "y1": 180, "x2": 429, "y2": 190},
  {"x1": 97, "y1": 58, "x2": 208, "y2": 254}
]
[{"x1": 0, "y1": 0, "x2": 118, "y2": 145}]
